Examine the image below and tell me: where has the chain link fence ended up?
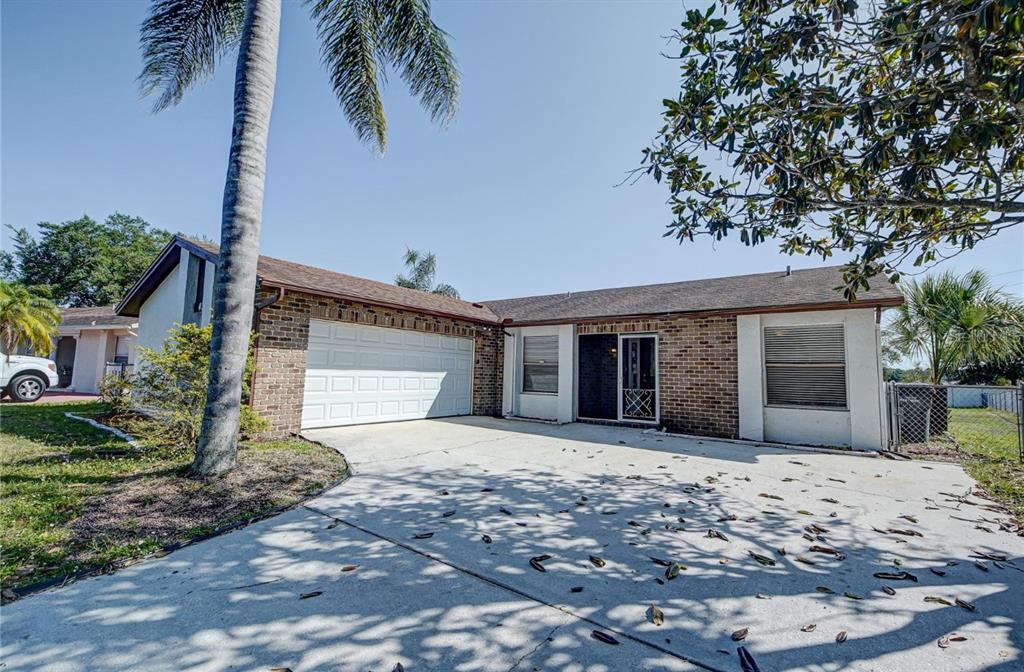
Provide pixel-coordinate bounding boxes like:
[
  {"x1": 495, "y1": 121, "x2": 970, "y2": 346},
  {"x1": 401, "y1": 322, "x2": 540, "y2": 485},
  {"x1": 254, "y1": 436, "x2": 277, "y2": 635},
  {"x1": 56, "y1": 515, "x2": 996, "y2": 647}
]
[{"x1": 888, "y1": 382, "x2": 1023, "y2": 462}]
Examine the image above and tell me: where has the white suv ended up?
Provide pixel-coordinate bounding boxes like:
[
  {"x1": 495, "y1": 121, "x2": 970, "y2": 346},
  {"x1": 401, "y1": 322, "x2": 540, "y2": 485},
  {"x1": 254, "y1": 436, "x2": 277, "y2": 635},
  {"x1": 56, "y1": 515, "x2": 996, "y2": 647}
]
[{"x1": 1, "y1": 353, "x2": 59, "y2": 402}]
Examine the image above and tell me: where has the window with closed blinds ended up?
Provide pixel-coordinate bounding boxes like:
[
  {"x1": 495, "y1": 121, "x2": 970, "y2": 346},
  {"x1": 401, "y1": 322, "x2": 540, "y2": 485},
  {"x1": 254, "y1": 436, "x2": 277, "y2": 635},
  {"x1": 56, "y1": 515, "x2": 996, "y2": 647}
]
[
  {"x1": 523, "y1": 335, "x2": 558, "y2": 393},
  {"x1": 763, "y1": 324, "x2": 847, "y2": 408}
]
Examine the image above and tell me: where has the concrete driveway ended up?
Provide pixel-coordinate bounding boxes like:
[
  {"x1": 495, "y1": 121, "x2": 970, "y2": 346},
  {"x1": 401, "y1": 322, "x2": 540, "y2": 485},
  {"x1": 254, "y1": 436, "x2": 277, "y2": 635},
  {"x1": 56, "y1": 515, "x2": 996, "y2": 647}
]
[{"x1": 2, "y1": 418, "x2": 1022, "y2": 672}]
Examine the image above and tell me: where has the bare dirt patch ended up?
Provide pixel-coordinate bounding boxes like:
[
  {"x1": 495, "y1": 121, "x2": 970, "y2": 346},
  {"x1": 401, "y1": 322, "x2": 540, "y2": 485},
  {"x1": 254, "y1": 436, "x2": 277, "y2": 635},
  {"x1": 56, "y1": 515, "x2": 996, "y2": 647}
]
[{"x1": 71, "y1": 442, "x2": 347, "y2": 551}]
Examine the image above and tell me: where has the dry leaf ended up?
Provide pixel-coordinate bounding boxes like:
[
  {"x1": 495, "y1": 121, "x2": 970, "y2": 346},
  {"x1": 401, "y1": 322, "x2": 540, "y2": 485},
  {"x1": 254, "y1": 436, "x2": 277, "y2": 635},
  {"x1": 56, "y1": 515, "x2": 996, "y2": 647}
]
[
  {"x1": 816, "y1": 586, "x2": 835, "y2": 594},
  {"x1": 925, "y1": 596, "x2": 952, "y2": 605},
  {"x1": 801, "y1": 624, "x2": 817, "y2": 632},
  {"x1": 836, "y1": 631, "x2": 848, "y2": 643},
  {"x1": 589, "y1": 555, "x2": 606, "y2": 568},
  {"x1": 731, "y1": 627, "x2": 749, "y2": 641},
  {"x1": 748, "y1": 551, "x2": 776, "y2": 567},
  {"x1": 649, "y1": 556, "x2": 672, "y2": 567},
  {"x1": 882, "y1": 586, "x2": 896, "y2": 595},
  {"x1": 481, "y1": 534, "x2": 492, "y2": 544},
  {"x1": 665, "y1": 562, "x2": 683, "y2": 580},
  {"x1": 529, "y1": 558, "x2": 547, "y2": 572},
  {"x1": 649, "y1": 603, "x2": 665, "y2": 626},
  {"x1": 299, "y1": 591, "x2": 322, "y2": 599},
  {"x1": 591, "y1": 630, "x2": 620, "y2": 645},
  {"x1": 737, "y1": 646, "x2": 762, "y2": 672},
  {"x1": 413, "y1": 532, "x2": 434, "y2": 540},
  {"x1": 794, "y1": 556, "x2": 816, "y2": 565},
  {"x1": 570, "y1": 586, "x2": 583, "y2": 593},
  {"x1": 955, "y1": 598, "x2": 977, "y2": 612},
  {"x1": 707, "y1": 528, "x2": 730, "y2": 541},
  {"x1": 442, "y1": 510, "x2": 456, "y2": 518},
  {"x1": 844, "y1": 592, "x2": 863, "y2": 600},
  {"x1": 873, "y1": 571, "x2": 918, "y2": 582},
  {"x1": 341, "y1": 565, "x2": 358, "y2": 572},
  {"x1": 758, "y1": 493, "x2": 784, "y2": 500}
]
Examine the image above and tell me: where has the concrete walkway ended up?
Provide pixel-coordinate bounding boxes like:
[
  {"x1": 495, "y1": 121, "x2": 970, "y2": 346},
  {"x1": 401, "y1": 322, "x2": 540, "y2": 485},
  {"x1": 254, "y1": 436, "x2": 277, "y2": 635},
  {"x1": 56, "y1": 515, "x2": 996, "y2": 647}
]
[{"x1": 2, "y1": 418, "x2": 1021, "y2": 671}]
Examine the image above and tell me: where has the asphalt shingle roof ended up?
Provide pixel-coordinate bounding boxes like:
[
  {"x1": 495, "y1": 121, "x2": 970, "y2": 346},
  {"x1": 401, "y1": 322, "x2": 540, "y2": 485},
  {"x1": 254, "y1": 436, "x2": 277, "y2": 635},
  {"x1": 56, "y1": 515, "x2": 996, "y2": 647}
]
[
  {"x1": 182, "y1": 237, "x2": 500, "y2": 324},
  {"x1": 480, "y1": 266, "x2": 903, "y2": 323},
  {"x1": 61, "y1": 306, "x2": 138, "y2": 327}
]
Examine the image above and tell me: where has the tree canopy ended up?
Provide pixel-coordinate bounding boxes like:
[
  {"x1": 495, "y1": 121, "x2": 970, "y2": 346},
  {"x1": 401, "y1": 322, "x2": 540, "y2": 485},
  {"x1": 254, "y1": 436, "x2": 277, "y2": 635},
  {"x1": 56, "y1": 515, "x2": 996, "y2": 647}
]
[
  {"x1": 395, "y1": 248, "x2": 460, "y2": 298},
  {"x1": 642, "y1": 0, "x2": 1024, "y2": 296},
  {"x1": 0, "y1": 280, "x2": 61, "y2": 358},
  {"x1": 885, "y1": 269, "x2": 1024, "y2": 384},
  {"x1": 2, "y1": 213, "x2": 170, "y2": 307}
]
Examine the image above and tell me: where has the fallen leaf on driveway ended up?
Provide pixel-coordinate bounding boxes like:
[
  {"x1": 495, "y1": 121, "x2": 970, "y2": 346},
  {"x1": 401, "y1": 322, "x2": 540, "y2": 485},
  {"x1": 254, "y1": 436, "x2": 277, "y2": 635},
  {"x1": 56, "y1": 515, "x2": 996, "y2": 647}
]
[
  {"x1": 925, "y1": 596, "x2": 952, "y2": 605},
  {"x1": 844, "y1": 592, "x2": 863, "y2": 600},
  {"x1": 665, "y1": 562, "x2": 684, "y2": 580},
  {"x1": 649, "y1": 603, "x2": 664, "y2": 626},
  {"x1": 955, "y1": 597, "x2": 977, "y2": 611},
  {"x1": 738, "y1": 646, "x2": 762, "y2": 672},
  {"x1": 649, "y1": 556, "x2": 672, "y2": 567},
  {"x1": 529, "y1": 558, "x2": 547, "y2": 572},
  {"x1": 589, "y1": 555, "x2": 606, "y2": 568},
  {"x1": 707, "y1": 528, "x2": 729, "y2": 541},
  {"x1": 938, "y1": 633, "x2": 968, "y2": 648},
  {"x1": 887, "y1": 528, "x2": 923, "y2": 537},
  {"x1": 748, "y1": 551, "x2": 776, "y2": 567},
  {"x1": 882, "y1": 586, "x2": 897, "y2": 595},
  {"x1": 570, "y1": 586, "x2": 583, "y2": 593},
  {"x1": 413, "y1": 532, "x2": 434, "y2": 539},
  {"x1": 591, "y1": 630, "x2": 619, "y2": 645},
  {"x1": 341, "y1": 565, "x2": 358, "y2": 572},
  {"x1": 731, "y1": 627, "x2": 748, "y2": 641},
  {"x1": 873, "y1": 571, "x2": 918, "y2": 582},
  {"x1": 758, "y1": 493, "x2": 784, "y2": 500},
  {"x1": 299, "y1": 591, "x2": 322, "y2": 599},
  {"x1": 442, "y1": 510, "x2": 456, "y2": 518},
  {"x1": 815, "y1": 586, "x2": 835, "y2": 594},
  {"x1": 836, "y1": 631, "x2": 848, "y2": 643},
  {"x1": 801, "y1": 624, "x2": 816, "y2": 632},
  {"x1": 481, "y1": 534, "x2": 492, "y2": 544}
]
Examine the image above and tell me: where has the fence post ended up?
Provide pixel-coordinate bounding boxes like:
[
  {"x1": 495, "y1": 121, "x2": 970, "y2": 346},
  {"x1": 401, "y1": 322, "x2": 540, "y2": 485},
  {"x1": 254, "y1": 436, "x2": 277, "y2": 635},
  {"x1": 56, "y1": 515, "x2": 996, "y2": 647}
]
[{"x1": 1018, "y1": 381, "x2": 1023, "y2": 463}]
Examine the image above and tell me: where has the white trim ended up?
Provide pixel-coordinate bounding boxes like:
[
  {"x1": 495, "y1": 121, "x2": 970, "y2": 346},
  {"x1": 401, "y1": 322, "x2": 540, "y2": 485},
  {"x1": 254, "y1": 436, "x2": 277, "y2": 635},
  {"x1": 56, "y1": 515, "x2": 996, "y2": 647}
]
[{"x1": 640, "y1": 427, "x2": 879, "y2": 458}]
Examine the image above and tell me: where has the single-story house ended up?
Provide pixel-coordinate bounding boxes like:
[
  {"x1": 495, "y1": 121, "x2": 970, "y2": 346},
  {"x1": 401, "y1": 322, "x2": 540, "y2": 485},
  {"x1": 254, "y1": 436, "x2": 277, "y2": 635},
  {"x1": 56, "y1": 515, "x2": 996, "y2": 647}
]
[
  {"x1": 116, "y1": 235, "x2": 903, "y2": 450},
  {"x1": 51, "y1": 307, "x2": 138, "y2": 393}
]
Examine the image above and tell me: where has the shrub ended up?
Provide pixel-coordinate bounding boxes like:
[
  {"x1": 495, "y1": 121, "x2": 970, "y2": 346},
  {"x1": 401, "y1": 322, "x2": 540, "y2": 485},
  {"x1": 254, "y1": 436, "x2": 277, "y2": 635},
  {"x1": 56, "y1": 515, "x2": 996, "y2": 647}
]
[
  {"x1": 132, "y1": 323, "x2": 268, "y2": 451},
  {"x1": 98, "y1": 373, "x2": 133, "y2": 416}
]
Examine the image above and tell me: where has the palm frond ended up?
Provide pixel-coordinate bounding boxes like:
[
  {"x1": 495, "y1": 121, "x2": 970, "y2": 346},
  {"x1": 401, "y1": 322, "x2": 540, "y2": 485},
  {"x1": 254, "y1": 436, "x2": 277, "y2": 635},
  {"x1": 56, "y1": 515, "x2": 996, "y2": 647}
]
[
  {"x1": 139, "y1": 0, "x2": 244, "y2": 111},
  {"x1": 378, "y1": 0, "x2": 458, "y2": 126},
  {"x1": 0, "y1": 281, "x2": 61, "y2": 357},
  {"x1": 309, "y1": 0, "x2": 387, "y2": 151},
  {"x1": 431, "y1": 282, "x2": 459, "y2": 299}
]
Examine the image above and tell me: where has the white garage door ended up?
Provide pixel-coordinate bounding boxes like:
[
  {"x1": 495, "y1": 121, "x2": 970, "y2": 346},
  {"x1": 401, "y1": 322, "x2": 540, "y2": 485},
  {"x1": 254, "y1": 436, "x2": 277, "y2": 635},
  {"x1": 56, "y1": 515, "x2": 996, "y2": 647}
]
[{"x1": 301, "y1": 319, "x2": 473, "y2": 429}]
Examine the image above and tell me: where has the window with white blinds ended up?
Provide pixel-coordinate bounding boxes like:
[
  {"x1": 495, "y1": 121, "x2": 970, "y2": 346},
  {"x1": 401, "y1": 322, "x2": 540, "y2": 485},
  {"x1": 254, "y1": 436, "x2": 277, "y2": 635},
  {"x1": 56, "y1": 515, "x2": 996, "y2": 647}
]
[
  {"x1": 763, "y1": 324, "x2": 847, "y2": 408},
  {"x1": 523, "y1": 335, "x2": 558, "y2": 393}
]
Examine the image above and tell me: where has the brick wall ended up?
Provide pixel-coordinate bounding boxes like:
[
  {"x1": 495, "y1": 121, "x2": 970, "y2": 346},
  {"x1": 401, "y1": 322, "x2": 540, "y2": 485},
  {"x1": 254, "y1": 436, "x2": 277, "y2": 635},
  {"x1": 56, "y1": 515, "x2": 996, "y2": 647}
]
[
  {"x1": 252, "y1": 289, "x2": 503, "y2": 435},
  {"x1": 577, "y1": 315, "x2": 739, "y2": 438}
]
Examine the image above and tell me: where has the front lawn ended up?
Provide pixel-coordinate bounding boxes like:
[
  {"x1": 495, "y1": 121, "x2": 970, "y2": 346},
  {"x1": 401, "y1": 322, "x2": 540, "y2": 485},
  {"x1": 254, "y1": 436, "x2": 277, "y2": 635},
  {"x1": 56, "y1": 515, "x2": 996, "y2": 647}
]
[
  {"x1": 0, "y1": 401, "x2": 347, "y2": 594},
  {"x1": 947, "y1": 407, "x2": 1024, "y2": 523}
]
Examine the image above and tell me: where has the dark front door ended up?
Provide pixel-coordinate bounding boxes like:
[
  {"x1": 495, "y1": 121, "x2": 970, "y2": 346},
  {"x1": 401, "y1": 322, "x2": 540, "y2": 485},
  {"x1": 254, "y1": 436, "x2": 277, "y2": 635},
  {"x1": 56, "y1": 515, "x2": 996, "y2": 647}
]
[{"x1": 577, "y1": 334, "x2": 617, "y2": 420}]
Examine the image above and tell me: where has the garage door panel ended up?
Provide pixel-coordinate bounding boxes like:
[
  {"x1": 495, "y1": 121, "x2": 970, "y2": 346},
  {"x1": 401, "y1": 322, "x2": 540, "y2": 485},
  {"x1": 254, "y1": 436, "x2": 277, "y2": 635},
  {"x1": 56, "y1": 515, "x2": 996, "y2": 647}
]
[{"x1": 302, "y1": 320, "x2": 473, "y2": 429}]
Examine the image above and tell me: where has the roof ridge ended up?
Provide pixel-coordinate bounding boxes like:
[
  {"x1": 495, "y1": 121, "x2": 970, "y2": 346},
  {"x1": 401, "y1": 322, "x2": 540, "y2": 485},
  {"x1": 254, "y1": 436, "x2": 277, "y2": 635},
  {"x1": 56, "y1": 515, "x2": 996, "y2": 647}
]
[{"x1": 480, "y1": 264, "x2": 850, "y2": 306}]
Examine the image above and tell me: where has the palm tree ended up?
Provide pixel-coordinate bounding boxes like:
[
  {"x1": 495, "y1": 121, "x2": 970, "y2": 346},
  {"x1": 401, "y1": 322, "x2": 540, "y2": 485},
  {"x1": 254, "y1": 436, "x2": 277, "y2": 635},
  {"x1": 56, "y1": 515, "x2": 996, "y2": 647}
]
[
  {"x1": 0, "y1": 280, "x2": 61, "y2": 362},
  {"x1": 140, "y1": 0, "x2": 459, "y2": 475},
  {"x1": 886, "y1": 270, "x2": 1024, "y2": 384},
  {"x1": 395, "y1": 248, "x2": 459, "y2": 298}
]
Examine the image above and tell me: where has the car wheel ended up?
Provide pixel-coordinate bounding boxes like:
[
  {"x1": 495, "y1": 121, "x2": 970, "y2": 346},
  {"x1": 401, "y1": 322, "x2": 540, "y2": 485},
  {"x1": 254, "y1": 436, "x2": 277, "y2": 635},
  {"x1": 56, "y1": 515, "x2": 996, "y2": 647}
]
[{"x1": 9, "y1": 374, "x2": 46, "y2": 402}]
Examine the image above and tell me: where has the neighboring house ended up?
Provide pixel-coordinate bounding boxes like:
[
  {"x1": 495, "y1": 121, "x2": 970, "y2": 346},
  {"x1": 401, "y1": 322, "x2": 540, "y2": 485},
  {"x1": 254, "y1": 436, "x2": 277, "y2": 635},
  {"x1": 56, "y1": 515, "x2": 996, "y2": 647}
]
[
  {"x1": 53, "y1": 307, "x2": 138, "y2": 393},
  {"x1": 117, "y1": 236, "x2": 903, "y2": 450}
]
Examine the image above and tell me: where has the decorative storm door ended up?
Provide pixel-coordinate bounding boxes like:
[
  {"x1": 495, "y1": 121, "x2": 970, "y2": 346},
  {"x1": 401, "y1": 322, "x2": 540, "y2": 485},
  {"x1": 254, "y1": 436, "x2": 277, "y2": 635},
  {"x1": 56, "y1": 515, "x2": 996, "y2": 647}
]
[{"x1": 620, "y1": 336, "x2": 657, "y2": 421}]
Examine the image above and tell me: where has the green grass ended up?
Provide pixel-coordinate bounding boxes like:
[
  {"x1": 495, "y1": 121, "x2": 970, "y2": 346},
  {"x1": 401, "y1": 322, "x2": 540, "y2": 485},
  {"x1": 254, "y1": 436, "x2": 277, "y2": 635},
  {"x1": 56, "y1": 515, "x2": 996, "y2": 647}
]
[
  {"x1": 0, "y1": 402, "x2": 345, "y2": 592},
  {"x1": 947, "y1": 407, "x2": 1024, "y2": 521}
]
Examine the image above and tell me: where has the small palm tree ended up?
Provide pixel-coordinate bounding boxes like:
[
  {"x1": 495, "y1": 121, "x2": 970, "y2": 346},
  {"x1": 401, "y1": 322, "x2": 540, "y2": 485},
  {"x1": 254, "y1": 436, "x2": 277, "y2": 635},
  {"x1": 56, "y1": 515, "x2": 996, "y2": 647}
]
[
  {"x1": 140, "y1": 0, "x2": 459, "y2": 475},
  {"x1": 395, "y1": 248, "x2": 459, "y2": 298},
  {"x1": 0, "y1": 280, "x2": 61, "y2": 361},
  {"x1": 886, "y1": 270, "x2": 1024, "y2": 384}
]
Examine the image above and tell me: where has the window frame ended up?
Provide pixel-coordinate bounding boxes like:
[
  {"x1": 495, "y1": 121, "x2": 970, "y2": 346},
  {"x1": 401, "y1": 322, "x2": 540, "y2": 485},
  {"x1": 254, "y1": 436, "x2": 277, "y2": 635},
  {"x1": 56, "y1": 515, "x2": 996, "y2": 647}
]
[
  {"x1": 762, "y1": 323, "x2": 849, "y2": 411},
  {"x1": 521, "y1": 334, "x2": 559, "y2": 395}
]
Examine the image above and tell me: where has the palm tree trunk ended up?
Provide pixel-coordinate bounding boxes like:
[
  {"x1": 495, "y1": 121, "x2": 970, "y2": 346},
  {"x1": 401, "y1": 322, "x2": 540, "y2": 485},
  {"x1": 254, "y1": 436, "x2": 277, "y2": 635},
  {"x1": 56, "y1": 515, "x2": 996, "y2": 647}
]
[{"x1": 191, "y1": 0, "x2": 281, "y2": 476}]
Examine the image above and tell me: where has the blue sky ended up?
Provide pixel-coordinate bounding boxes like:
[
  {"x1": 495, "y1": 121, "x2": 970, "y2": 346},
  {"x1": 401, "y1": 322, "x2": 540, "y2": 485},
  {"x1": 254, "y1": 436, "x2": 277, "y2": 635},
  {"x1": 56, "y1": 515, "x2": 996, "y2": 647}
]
[{"x1": 2, "y1": 0, "x2": 1021, "y2": 306}]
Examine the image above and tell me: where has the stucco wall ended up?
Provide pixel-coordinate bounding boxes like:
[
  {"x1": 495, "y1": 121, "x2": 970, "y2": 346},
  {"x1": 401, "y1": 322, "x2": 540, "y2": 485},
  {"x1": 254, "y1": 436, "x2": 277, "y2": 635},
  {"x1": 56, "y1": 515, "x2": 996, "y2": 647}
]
[
  {"x1": 503, "y1": 325, "x2": 575, "y2": 423},
  {"x1": 736, "y1": 308, "x2": 886, "y2": 450}
]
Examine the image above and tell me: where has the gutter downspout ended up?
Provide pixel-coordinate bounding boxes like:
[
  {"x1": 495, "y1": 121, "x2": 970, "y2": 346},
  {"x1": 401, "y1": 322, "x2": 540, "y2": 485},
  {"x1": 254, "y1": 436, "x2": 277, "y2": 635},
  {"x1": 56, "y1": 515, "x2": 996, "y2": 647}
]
[
  {"x1": 249, "y1": 285, "x2": 286, "y2": 410},
  {"x1": 502, "y1": 320, "x2": 515, "y2": 418}
]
